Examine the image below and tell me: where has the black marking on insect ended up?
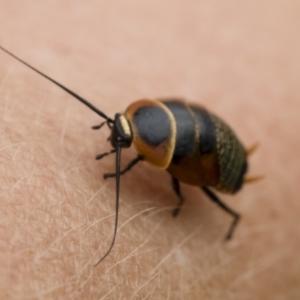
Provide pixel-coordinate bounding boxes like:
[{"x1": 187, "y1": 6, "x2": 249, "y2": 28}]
[{"x1": 0, "y1": 45, "x2": 261, "y2": 266}]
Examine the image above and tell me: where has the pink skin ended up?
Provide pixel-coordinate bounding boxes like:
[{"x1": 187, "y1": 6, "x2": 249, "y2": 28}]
[{"x1": 0, "y1": 1, "x2": 300, "y2": 299}]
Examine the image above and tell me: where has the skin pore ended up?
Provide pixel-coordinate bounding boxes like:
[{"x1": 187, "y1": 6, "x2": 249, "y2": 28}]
[{"x1": 0, "y1": 1, "x2": 300, "y2": 299}]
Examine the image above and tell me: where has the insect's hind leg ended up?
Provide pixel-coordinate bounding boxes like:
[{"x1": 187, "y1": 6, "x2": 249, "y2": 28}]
[
  {"x1": 104, "y1": 156, "x2": 143, "y2": 179},
  {"x1": 171, "y1": 177, "x2": 185, "y2": 217},
  {"x1": 201, "y1": 187, "x2": 241, "y2": 240}
]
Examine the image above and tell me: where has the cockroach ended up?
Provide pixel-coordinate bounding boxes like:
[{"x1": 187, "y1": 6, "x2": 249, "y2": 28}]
[{"x1": 0, "y1": 45, "x2": 260, "y2": 266}]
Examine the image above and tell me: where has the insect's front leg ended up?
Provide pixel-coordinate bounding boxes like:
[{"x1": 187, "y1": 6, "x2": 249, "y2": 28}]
[{"x1": 104, "y1": 156, "x2": 143, "y2": 179}]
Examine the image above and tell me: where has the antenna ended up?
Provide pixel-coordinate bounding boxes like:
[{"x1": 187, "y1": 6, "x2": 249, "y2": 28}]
[
  {"x1": 94, "y1": 144, "x2": 122, "y2": 266},
  {"x1": 0, "y1": 45, "x2": 113, "y2": 123},
  {"x1": 0, "y1": 44, "x2": 122, "y2": 265}
]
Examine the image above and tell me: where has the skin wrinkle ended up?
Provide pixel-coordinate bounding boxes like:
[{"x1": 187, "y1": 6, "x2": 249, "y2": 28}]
[
  {"x1": 0, "y1": 63, "x2": 14, "y2": 98},
  {"x1": 32, "y1": 99, "x2": 45, "y2": 138},
  {"x1": 0, "y1": 1, "x2": 300, "y2": 299},
  {"x1": 60, "y1": 103, "x2": 70, "y2": 145},
  {"x1": 0, "y1": 142, "x2": 23, "y2": 154},
  {"x1": 133, "y1": 263, "x2": 172, "y2": 297},
  {"x1": 71, "y1": 269, "x2": 94, "y2": 298},
  {"x1": 145, "y1": 274, "x2": 161, "y2": 300},
  {"x1": 84, "y1": 185, "x2": 107, "y2": 207},
  {"x1": 104, "y1": 220, "x2": 164, "y2": 274},
  {"x1": 230, "y1": 250, "x2": 291, "y2": 288},
  {"x1": 150, "y1": 225, "x2": 202, "y2": 277},
  {"x1": 61, "y1": 150, "x2": 84, "y2": 174}
]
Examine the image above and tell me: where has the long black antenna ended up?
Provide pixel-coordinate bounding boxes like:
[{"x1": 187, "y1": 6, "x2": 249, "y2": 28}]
[
  {"x1": 0, "y1": 45, "x2": 113, "y2": 123},
  {"x1": 94, "y1": 144, "x2": 122, "y2": 266}
]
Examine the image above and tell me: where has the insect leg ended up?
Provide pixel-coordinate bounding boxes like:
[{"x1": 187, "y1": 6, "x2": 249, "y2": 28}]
[
  {"x1": 201, "y1": 187, "x2": 240, "y2": 240},
  {"x1": 91, "y1": 121, "x2": 106, "y2": 130},
  {"x1": 92, "y1": 121, "x2": 113, "y2": 130},
  {"x1": 171, "y1": 177, "x2": 185, "y2": 217},
  {"x1": 95, "y1": 149, "x2": 116, "y2": 160},
  {"x1": 104, "y1": 156, "x2": 143, "y2": 179}
]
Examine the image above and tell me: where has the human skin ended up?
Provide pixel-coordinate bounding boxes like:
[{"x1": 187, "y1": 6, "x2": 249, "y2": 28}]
[{"x1": 0, "y1": 1, "x2": 300, "y2": 299}]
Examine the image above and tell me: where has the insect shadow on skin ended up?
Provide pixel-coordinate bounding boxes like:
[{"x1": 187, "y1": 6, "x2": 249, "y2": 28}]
[{"x1": 0, "y1": 45, "x2": 262, "y2": 266}]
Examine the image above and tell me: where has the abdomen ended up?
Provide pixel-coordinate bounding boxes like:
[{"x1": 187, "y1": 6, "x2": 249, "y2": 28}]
[{"x1": 163, "y1": 100, "x2": 247, "y2": 194}]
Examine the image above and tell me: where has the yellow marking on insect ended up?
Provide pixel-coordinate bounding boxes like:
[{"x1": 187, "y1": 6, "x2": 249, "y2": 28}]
[{"x1": 119, "y1": 115, "x2": 131, "y2": 136}]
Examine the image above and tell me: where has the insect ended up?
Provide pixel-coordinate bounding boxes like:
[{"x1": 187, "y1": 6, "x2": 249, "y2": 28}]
[{"x1": 0, "y1": 45, "x2": 260, "y2": 266}]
